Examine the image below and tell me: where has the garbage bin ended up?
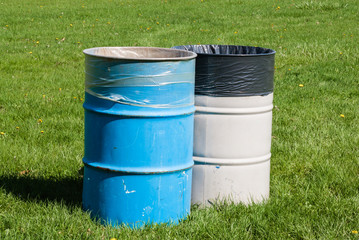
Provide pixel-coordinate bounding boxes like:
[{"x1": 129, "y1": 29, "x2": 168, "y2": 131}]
[
  {"x1": 82, "y1": 47, "x2": 197, "y2": 227},
  {"x1": 172, "y1": 45, "x2": 275, "y2": 206}
]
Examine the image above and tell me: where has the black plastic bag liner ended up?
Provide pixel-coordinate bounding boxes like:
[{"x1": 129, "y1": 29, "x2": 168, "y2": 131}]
[{"x1": 172, "y1": 45, "x2": 275, "y2": 97}]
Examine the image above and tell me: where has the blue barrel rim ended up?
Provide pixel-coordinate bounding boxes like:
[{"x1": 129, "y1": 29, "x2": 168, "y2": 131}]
[
  {"x1": 83, "y1": 103, "x2": 195, "y2": 118},
  {"x1": 83, "y1": 161, "x2": 194, "y2": 175},
  {"x1": 83, "y1": 46, "x2": 197, "y2": 61}
]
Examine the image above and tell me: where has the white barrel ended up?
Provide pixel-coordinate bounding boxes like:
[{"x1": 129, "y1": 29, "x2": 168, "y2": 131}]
[
  {"x1": 193, "y1": 94, "x2": 273, "y2": 205},
  {"x1": 172, "y1": 45, "x2": 275, "y2": 206}
]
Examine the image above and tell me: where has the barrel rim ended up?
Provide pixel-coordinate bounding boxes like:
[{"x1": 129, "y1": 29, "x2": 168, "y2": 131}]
[
  {"x1": 193, "y1": 153, "x2": 271, "y2": 166},
  {"x1": 172, "y1": 44, "x2": 276, "y2": 57},
  {"x1": 83, "y1": 46, "x2": 197, "y2": 61},
  {"x1": 83, "y1": 160, "x2": 194, "y2": 175}
]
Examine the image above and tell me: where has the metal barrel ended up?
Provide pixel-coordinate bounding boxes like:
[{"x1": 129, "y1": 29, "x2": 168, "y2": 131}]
[
  {"x1": 82, "y1": 47, "x2": 197, "y2": 227},
  {"x1": 172, "y1": 45, "x2": 275, "y2": 206}
]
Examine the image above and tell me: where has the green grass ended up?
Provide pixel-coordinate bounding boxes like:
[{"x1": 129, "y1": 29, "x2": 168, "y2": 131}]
[{"x1": 1, "y1": 0, "x2": 359, "y2": 239}]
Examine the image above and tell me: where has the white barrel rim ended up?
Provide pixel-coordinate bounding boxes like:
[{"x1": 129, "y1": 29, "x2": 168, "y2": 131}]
[
  {"x1": 195, "y1": 104, "x2": 273, "y2": 114},
  {"x1": 193, "y1": 153, "x2": 271, "y2": 166}
]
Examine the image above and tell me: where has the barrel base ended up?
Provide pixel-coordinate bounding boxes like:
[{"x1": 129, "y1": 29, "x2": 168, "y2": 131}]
[
  {"x1": 191, "y1": 159, "x2": 270, "y2": 206},
  {"x1": 82, "y1": 166, "x2": 192, "y2": 228}
]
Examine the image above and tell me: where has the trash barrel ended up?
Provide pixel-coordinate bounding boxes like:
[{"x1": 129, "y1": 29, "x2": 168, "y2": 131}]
[
  {"x1": 172, "y1": 45, "x2": 275, "y2": 206},
  {"x1": 82, "y1": 47, "x2": 197, "y2": 227}
]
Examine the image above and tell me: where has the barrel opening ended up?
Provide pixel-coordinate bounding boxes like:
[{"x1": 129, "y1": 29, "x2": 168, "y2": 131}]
[
  {"x1": 83, "y1": 47, "x2": 197, "y2": 60},
  {"x1": 173, "y1": 45, "x2": 275, "y2": 56}
]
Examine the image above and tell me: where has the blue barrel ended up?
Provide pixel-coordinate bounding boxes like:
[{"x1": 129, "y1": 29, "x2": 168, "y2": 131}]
[{"x1": 82, "y1": 47, "x2": 197, "y2": 227}]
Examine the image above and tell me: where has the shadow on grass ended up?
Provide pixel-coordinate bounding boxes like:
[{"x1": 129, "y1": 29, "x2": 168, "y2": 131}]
[{"x1": 0, "y1": 174, "x2": 83, "y2": 206}]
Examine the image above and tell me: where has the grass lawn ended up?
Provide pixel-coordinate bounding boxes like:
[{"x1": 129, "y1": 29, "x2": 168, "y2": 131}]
[{"x1": 1, "y1": 0, "x2": 359, "y2": 239}]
